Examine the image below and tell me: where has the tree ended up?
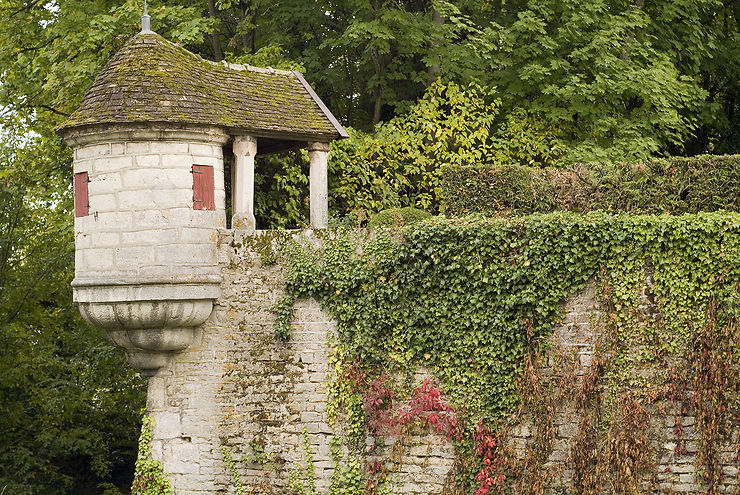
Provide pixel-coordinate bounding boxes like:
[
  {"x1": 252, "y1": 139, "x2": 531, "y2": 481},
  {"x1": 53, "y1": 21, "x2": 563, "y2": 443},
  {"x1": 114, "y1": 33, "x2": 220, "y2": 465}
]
[
  {"x1": 0, "y1": 128, "x2": 147, "y2": 494},
  {"x1": 481, "y1": 0, "x2": 705, "y2": 161},
  {"x1": 450, "y1": 0, "x2": 738, "y2": 160},
  {"x1": 0, "y1": 1, "x2": 214, "y2": 492}
]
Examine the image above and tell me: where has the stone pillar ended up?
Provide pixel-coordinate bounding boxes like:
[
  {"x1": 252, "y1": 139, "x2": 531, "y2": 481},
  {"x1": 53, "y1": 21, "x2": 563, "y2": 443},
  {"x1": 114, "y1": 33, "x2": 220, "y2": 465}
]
[
  {"x1": 308, "y1": 142, "x2": 330, "y2": 229},
  {"x1": 232, "y1": 135, "x2": 257, "y2": 231}
]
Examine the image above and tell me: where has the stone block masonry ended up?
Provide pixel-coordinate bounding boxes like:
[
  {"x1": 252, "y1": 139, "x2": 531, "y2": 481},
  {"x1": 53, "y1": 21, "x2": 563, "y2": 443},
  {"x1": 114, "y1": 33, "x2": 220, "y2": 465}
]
[
  {"x1": 69, "y1": 126, "x2": 228, "y2": 283},
  {"x1": 146, "y1": 229, "x2": 328, "y2": 493},
  {"x1": 147, "y1": 231, "x2": 459, "y2": 494},
  {"x1": 147, "y1": 230, "x2": 740, "y2": 494},
  {"x1": 511, "y1": 279, "x2": 740, "y2": 495}
]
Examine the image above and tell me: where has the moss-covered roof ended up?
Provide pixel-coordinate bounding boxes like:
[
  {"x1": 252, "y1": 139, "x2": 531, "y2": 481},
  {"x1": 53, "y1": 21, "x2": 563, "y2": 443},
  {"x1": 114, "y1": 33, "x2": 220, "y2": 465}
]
[{"x1": 58, "y1": 32, "x2": 347, "y2": 141}]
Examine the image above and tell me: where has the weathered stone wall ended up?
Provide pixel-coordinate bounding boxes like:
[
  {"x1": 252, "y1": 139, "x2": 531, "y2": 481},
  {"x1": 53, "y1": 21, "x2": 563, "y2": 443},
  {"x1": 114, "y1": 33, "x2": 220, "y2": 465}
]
[
  {"x1": 69, "y1": 125, "x2": 228, "y2": 283},
  {"x1": 146, "y1": 231, "x2": 457, "y2": 494},
  {"x1": 512, "y1": 280, "x2": 740, "y2": 495},
  {"x1": 147, "y1": 230, "x2": 739, "y2": 495},
  {"x1": 146, "y1": 229, "x2": 335, "y2": 494}
]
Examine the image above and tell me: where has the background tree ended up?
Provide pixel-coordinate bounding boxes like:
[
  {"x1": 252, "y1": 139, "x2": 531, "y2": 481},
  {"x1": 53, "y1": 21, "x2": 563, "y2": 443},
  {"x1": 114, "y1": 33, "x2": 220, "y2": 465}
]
[
  {"x1": 0, "y1": 128, "x2": 147, "y2": 494},
  {"x1": 0, "y1": 1, "x2": 213, "y2": 493},
  {"x1": 476, "y1": 0, "x2": 712, "y2": 161}
]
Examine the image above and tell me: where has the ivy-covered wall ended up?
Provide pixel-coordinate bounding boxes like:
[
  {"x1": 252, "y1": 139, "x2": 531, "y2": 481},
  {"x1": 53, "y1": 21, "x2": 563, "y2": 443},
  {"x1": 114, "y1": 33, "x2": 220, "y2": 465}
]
[
  {"x1": 142, "y1": 230, "x2": 459, "y2": 495},
  {"x1": 141, "y1": 211, "x2": 739, "y2": 495},
  {"x1": 273, "y1": 214, "x2": 739, "y2": 495}
]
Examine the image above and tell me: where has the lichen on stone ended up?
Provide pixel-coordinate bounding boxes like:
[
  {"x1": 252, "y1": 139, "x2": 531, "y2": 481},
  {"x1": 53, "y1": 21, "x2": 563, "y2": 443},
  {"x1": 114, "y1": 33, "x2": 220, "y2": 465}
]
[{"x1": 57, "y1": 32, "x2": 340, "y2": 142}]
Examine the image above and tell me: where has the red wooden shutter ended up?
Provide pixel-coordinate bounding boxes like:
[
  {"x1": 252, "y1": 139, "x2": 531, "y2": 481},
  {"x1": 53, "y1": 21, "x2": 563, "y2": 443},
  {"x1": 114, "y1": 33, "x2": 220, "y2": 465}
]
[
  {"x1": 74, "y1": 172, "x2": 90, "y2": 217},
  {"x1": 192, "y1": 165, "x2": 215, "y2": 210}
]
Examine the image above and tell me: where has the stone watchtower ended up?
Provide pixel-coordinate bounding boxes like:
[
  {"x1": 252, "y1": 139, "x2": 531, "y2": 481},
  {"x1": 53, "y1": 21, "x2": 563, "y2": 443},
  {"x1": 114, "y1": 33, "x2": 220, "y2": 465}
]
[{"x1": 56, "y1": 22, "x2": 347, "y2": 376}]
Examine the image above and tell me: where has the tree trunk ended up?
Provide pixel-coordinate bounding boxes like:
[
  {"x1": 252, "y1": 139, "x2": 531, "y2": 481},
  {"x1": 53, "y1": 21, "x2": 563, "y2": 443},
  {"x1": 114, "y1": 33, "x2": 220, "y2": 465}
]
[
  {"x1": 371, "y1": 47, "x2": 384, "y2": 126},
  {"x1": 249, "y1": 13, "x2": 257, "y2": 54},
  {"x1": 619, "y1": 0, "x2": 645, "y2": 61},
  {"x1": 373, "y1": 84, "x2": 382, "y2": 126},
  {"x1": 371, "y1": 0, "x2": 384, "y2": 126},
  {"x1": 346, "y1": 57, "x2": 354, "y2": 126},
  {"x1": 240, "y1": 2, "x2": 257, "y2": 54},
  {"x1": 427, "y1": 8, "x2": 444, "y2": 84},
  {"x1": 207, "y1": 0, "x2": 224, "y2": 61}
]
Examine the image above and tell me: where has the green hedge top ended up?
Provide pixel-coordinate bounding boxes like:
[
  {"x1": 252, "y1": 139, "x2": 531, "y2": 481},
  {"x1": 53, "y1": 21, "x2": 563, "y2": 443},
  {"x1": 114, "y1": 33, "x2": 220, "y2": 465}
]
[{"x1": 442, "y1": 155, "x2": 740, "y2": 216}]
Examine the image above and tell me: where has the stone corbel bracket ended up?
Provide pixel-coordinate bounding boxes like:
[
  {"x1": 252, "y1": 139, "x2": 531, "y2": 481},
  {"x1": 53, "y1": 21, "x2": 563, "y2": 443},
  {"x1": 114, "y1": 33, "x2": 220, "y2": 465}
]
[{"x1": 73, "y1": 276, "x2": 221, "y2": 375}]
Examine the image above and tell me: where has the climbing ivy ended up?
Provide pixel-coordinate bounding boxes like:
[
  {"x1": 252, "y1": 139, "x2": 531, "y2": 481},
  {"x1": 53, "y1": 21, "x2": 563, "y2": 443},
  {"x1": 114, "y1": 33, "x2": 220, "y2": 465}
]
[
  {"x1": 131, "y1": 415, "x2": 171, "y2": 495},
  {"x1": 328, "y1": 436, "x2": 366, "y2": 495},
  {"x1": 276, "y1": 211, "x2": 740, "y2": 493},
  {"x1": 288, "y1": 428, "x2": 317, "y2": 495},
  {"x1": 220, "y1": 445, "x2": 246, "y2": 495}
]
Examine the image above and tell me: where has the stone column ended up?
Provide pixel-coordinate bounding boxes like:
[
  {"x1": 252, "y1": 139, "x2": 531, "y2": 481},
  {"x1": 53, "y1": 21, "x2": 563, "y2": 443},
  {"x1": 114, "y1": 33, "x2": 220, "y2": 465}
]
[
  {"x1": 308, "y1": 142, "x2": 330, "y2": 229},
  {"x1": 232, "y1": 135, "x2": 257, "y2": 231}
]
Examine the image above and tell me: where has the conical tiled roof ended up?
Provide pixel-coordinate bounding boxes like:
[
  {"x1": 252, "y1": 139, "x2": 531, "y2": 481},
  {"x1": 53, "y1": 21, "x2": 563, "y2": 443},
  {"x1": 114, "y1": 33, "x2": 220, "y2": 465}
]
[{"x1": 58, "y1": 32, "x2": 347, "y2": 141}]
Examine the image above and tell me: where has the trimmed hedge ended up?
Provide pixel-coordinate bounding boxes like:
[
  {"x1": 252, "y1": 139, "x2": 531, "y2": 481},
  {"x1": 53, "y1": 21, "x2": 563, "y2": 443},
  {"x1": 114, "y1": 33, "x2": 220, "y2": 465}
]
[
  {"x1": 367, "y1": 207, "x2": 432, "y2": 227},
  {"x1": 442, "y1": 155, "x2": 740, "y2": 216}
]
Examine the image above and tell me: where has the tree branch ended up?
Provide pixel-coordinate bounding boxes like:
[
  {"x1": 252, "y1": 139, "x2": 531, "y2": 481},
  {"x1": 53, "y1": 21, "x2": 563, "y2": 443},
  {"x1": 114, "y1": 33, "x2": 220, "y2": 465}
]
[
  {"x1": 35, "y1": 105, "x2": 69, "y2": 117},
  {"x1": 4, "y1": 0, "x2": 44, "y2": 19},
  {"x1": 15, "y1": 35, "x2": 61, "y2": 55}
]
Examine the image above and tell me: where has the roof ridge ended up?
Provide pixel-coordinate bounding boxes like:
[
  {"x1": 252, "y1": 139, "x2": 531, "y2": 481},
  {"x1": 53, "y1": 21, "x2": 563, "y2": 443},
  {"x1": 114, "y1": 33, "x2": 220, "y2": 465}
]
[
  {"x1": 220, "y1": 61, "x2": 295, "y2": 76},
  {"x1": 141, "y1": 32, "x2": 295, "y2": 77},
  {"x1": 57, "y1": 31, "x2": 346, "y2": 143}
]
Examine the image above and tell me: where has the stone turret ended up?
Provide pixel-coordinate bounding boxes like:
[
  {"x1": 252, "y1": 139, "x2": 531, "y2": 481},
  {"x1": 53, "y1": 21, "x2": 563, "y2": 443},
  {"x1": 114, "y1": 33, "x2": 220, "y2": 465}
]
[{"x1": 57, "y1": 27, "x2": 347, "y2": 375}]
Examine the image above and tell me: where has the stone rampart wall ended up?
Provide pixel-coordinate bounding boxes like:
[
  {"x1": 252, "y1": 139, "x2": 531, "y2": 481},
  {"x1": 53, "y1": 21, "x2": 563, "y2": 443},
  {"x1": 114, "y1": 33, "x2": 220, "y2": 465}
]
[{"x1": 147, "y1": 230, "x2": 739, "y2": 494}]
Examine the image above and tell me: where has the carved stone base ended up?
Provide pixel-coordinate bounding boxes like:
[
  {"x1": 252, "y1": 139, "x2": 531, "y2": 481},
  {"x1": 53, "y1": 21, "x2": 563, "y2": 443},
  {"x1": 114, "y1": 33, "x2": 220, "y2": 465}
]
[
  {"x1": 105, "y1": 326, "x2": 199, "y2": 376},
  {"x1": 231, "y1": 212, "x2": 256, "y2": 232},
  {"x1": 124, "y1": 350, "x2": 171, "y2": 377},
  {"x1": 76, "y1": 292, "x2": 216, "y2": 375}
]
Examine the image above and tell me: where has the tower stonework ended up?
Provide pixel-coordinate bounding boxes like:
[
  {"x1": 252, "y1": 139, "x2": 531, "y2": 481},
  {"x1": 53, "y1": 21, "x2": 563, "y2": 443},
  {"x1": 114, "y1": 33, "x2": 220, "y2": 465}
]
[
  {"x1": 57, "y1": 29, "x2": 346, "y2": 375},
  {"x1": 66, "y1": 124, "x2": 228, "y2": 374}
]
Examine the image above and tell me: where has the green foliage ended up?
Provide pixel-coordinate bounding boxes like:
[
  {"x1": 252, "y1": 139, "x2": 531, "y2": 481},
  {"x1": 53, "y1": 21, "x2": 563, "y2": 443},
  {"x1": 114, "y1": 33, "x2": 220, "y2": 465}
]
[
  {"x1": 319, "y1": 0, "x2": 433, "y2": 124},
  {"x1": 490, "y1": 108, "x2": 568, "y2": 167},
  {"x1": 100, "y1": 482, "x2": 126, "y2": 495},
  {"x1": 367, "y1": 207, "x2": 432, "y2": 228},
  {"x1": 326, "y1": 343, "x2": 367, "y2": 449},
  {"x1": 254, "y1": 151, "x2": 310, "y2": 229},
  {"x1": 334, "y1": 80, "x2": 498, "y2": 213},
  {"x1": 202, "y1": 0, "x2": 737, "y2": 157},
  {"x1": 288, "y1": 428, "x2": 317, "y2": 495},
  {"x1": 476, "y1": 0, "x2": 736, "y2": 160},
  {"x1": 328, "y1": 81, "x2": 568, "y2": 218},
  {"x1": 273, "y1": 293, "x2": 297, "y2": 341},
  {"x1": 254, "y1": 81, "x2": 571, "y2": 227},
  {"x1": 276, "y1": 212, "x2": 740, "y2": 490},
  {"x1": 248, "y1": 81, "x2": 503, "y2": 227},
  {"x1": 443, "y1": 155, "x2": 740, "y2": 217},
  {"x1": 242, "y1": 441, "x2": 277, "y2": 470},
  {"x1": 328, "y1": 436, "x2": 365, "y2": 495},
  {"x1": 220, "y1": 445, "x2": 245, "y2": 495},
  {"x1": 166, "y1": 0, "x2": 740, "y2": 157},
  {"x1": 555, "y1": 218, "x2": 740, "y2": 495},
  {"x1": 131, "y1": 416, "x2": 171, "y2": 495},
  {"x1": 280, "y1": 216, "x2": 605, "y2": 419},
  {"x1": 233, "y1": 45, "x2": 305, "y2": 72}
]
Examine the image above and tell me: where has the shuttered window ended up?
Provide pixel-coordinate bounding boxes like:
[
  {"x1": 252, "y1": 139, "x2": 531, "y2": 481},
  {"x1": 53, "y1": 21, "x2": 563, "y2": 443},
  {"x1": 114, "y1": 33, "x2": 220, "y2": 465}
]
[
  {"x1": 192, "y1": 164, "x2": 215, "y2": 210},
  {"x1": 74, "y1": 172, "x2": 90, "y2": 217}
]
